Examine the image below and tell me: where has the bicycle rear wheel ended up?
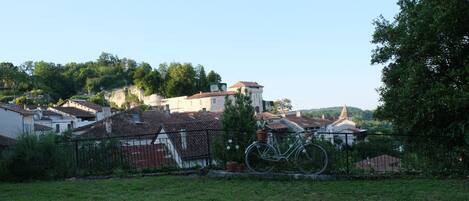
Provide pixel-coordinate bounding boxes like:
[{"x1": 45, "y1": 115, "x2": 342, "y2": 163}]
[
  {"x1": 245, "y1": 142, "x2": 277, "y2": 173},
  {"x1": 295, "y1": 143, "x2": 328, "y2": 175}
]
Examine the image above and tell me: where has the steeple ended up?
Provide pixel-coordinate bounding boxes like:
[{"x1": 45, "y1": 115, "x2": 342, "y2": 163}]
[{"x1": 339, "y1": 105, "x2": 348, "y2": 120}]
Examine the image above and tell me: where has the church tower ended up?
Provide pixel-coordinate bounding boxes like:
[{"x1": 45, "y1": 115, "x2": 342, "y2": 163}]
[{"x1": 339, "y1": 105, "x2": 349, "y2": 120}]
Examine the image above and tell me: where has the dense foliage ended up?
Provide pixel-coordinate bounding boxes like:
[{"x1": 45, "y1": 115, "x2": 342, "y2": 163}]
[
  {"x1": 215, "y1": 90, "x2": 257, "y2": 163},
  {"x1": 0, "y1": 133, "x2": 75, "y2": 181},
  {"x1": 0, "y1": 52, "x2": 222, "y2": 104},
  {"x1": 372, "y1": 0, "x2": 469, "y2": 169}
]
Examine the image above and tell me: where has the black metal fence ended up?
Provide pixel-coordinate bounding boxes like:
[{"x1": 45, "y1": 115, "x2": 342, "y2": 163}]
[{"x1": 1, "y1": 129, "x2": 466, "y2": 177}]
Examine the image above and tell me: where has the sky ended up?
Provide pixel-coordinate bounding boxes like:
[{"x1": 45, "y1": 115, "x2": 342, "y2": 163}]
[{"x1": 0, "y1": 0, "x2": 399, "y2": 110}]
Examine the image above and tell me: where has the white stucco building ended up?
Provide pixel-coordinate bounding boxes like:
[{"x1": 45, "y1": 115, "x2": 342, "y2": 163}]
[
  {"x1": 34, "y1": 109, "x2": 75, "y2": 134},
  {"x1": 0, "y1": 103, "x2": 35, "y2": 139},
  {"x1": 159, "y1": 81, "x2": 265, "y2": 113}
]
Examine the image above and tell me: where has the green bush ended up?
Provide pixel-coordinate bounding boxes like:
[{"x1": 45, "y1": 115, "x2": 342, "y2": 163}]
[{"x1": 0, "y1": 133, "x2": 75, "y2": 181}]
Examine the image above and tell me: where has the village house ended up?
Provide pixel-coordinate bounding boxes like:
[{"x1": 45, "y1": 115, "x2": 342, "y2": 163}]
[
  {"x1": 0, "y1": 103, "x2": 35, "y2": 139},
  {"x1": 159, "y1": 81, "x2": 266, "y2": 113},
  {"x1": 106, "y1": 81, "x2": 270, "y2": 114},
  {"x1": 325, "y1": 105, "x2": 367, "y2": 145},
  {"x1": 283, "y1": 111, "x2": 332, "y2": 133},
  {"x1": 73, "y1": 107, "x2": 222, "y2": 169},
  {"x1": 59, "y1": 99, "x2": 112, "y2": 121},
  {"x1": 33, "y1": 108, "x2": 75, "y2": 133},
  {"x1": 256, "y1": 112, "x2": 289, "y2": 132}
]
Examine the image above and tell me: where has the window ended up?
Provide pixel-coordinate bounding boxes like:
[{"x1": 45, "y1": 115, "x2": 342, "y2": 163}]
[
  {"x1": 55, "y1": 125, "x2": 60, "y2": 133},
  {"x1": 212, "y1": 98, "x2": 217, "y2": 104},
  {"x1": 67, "y1": 124, "x2": 71, "y2": 130}
]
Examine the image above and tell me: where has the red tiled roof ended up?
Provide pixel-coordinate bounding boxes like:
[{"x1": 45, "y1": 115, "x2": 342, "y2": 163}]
[
  {"x1": 65, "y1": 99, "x2": 103, "y2": 112},
  {"x1": 266, "y1": 122, "x2": 288, "y2": 130},
  {"x1": 0, "y1": 134, "x2": 16, "y2": 146},
  {"x1": 42, "y1": 110, "x2": 61, "y2": 116},
  {"x1": 122, "y1": 144, "x2": 177, "y2": 169},
  {"x1": 256, "y1": 112, "x2": 281, "y2": 120},
  {"x1": 51, "y1": 107, "x2": 95, "y2": 118},
  {"x1": 285, "y1": 115, "x2": 331, "y2": 129},
  {"x1": 355, "y1": 155, "x2": 401, "y2": 172},
  {"x1": 187, "y1": 91, "x2": 237, "y2": 99},
  {"x1": 230, "y1": 81, "x2": 263, "y2": 88},
  {"x1": 75, "y1": 107, "x2": 222, "y2": 139},
  {"x1": 0, "y1": 103, "x2": 34, "y2": 116}
]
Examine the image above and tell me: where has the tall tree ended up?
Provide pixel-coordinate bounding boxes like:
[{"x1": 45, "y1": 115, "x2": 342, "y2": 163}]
[
  {"x1": 33, "y1": 62, "x2": 75, "y2": 100},
  {"x1": 133, "y1": 62, "x2": 162, "y2": 95},
  {"x1": 218, "y1": 90, "x2": 257, "y2": 162},
  {"x1": 273, "y1": 98, "x2": 293, "y2": 114},
  {"x1": 372, "y1": 0, "x2": 469, "y2": 168},
  {"x1": 164, "y1": 63, "x2": 197, "y2": 97},
  {"x1": 207, "y1": 70, "x2": 222, "y2": 85},
  {"x1": 195, "y1": 65, "x2": 209, "y2": 92}
]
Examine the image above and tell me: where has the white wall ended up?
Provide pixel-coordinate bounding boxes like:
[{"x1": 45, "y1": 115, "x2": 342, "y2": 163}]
[
  {"x1": 0, "y1": 109, "x2": 32, "y2": 139},
  {"x1": 228, "y1": 86, "x2": 263, "y2": 113}
]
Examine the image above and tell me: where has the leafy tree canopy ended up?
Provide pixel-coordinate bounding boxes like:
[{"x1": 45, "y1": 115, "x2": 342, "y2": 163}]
[
  {"x1": 371, "y1": 0, "x2": 468, "y2": 167},
  {"x1": 0, "y1": 52, "x2": 222, "y2": 103}
]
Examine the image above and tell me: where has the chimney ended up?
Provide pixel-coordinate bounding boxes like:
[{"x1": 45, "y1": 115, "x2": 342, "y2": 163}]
[
  {"x1": 296, "y1": 111, "x2": 302, "y2": 117},
  {"x1": 105, "y1": 118, "x2": 112, "y2": 134},
  {"x1": 164, "y1": 104, "x2": 170, "y2": 115},
  {"x1": 180, "y1": 129, "x2": 187, "y2": 150}
]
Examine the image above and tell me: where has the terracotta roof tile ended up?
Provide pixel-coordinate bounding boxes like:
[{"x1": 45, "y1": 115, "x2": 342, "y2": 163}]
[
  {"x1": 256, "y1": 112, "x2": 281, "y2": 120},
  {"x1": 266, "y1": 122, "x2": 289, "y2": 130},
  {"x1": 75, "y1": 108, "x2": 222, "y2": 139},
  {"x1": 66, "y1": 99, "x2": 103, "y2": 112},
  {"x1": 229, "y1": 81, "x2": 263, "y2": 88},
  {"x1": 285, "y1": 115, "x2": 331, "y2": 129},
  {"x1": 52, "y1": 107, "x2": 95, "y2": 118},
  {"x1": 0, "y1": 103, "x2": 34, "y2": 116},
  {"x1": 187, "y1": 91, "x2": 237, "y2": 99},
  {"x1": 355, "y1": 155, "x2": 401, "y2": 172}
]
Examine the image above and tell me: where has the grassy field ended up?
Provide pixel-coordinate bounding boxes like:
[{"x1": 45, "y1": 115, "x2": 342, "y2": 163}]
[{"x1": 0, "y1": 176, "x2": 468, "y2": 201}]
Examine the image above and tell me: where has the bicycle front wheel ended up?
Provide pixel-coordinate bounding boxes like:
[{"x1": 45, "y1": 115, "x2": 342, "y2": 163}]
[
  {"x1": 295, "y1": 143, "x2": 328, "y2": 175},
  {"x1": 245, "y1": 142, "x2": 277, "y2": 174}
]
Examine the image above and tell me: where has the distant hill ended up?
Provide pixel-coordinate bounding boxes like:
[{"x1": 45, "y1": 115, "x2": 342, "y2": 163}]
[{"x1": 303, "y1": 106, "x2": 374, "y2": 121}]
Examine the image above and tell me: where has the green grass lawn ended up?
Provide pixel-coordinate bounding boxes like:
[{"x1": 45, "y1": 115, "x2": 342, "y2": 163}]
[{"x1": 0, "y1": 176, "x2": 468, "y2": 201}]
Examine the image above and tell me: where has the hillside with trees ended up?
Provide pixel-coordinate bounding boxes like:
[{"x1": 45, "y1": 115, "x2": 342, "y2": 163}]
[
  {"x1": 0, "y1": 52, "x2": 222, "y2": 106},
  {"x1": 304, "y1": 106, "x2": 374, "y2": 120}
]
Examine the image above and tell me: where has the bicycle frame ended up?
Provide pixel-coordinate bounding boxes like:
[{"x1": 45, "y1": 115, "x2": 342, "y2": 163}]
[{"x1": 266, "y1": 132, "x2": 310, "y2": 161}]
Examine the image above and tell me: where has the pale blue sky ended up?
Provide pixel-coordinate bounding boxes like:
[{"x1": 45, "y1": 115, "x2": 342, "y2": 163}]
[{"x1": 0, "y1": 0, "x2": 399, "y2": 110}]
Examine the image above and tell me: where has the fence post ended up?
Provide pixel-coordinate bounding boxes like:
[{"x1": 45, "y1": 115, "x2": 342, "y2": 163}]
[
  {"x1": 74, "y1": 140, "x2": 79, "y2": 174},
  {"x1": 345, "y1": 133, "x2": 350, "y2": 175},
  {"x1": 205, "y1": 129, "x2": 212, "y2": 169}
]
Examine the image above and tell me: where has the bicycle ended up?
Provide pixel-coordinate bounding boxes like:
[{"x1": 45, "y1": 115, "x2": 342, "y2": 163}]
[{"x1": 244, "y1": 131, "x2": 328, "y2": 175}]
